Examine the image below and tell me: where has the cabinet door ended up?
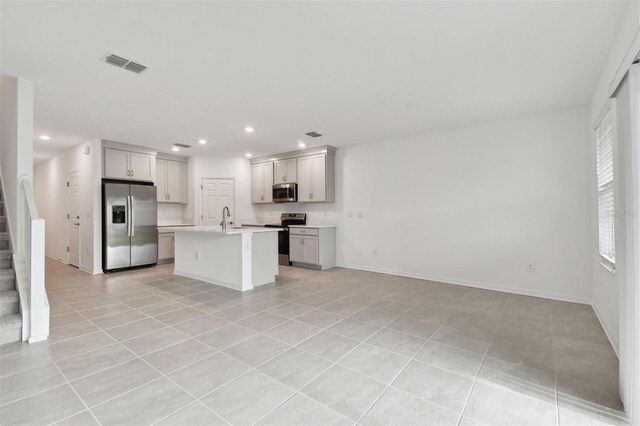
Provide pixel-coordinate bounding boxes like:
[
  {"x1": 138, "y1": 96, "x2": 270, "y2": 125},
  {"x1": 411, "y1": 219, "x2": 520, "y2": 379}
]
[
  {"x1": 274, "y1": 160, "x2": 287, "y2": 184},
  {"x1": 252, "y1": 163, "x2": 265, "y2": 203},
  {"x1": 274, "y1": 159, "x2": 297, "y2": 184},
  {"x1": 130, "y1": 152, "x2": 154, "y2": 181},
  {"x1": 262, "y1": 162, "x2": 273, "y2": 203},
  {"x1": 286, "y1": 159, "x2": 297, "y2": 183},
  {"x1": 104, "y1": 148, "x2": 130, "y2": 179},
  {"x1": 166, "y1": 160, "x2": 183, "y2": 203},
  {"x1": 310, "y1": 154, "x2": 326, "y2": 202},
  {"x1": 156, "y1": 159, "x2": 167, "y2": 202},
  {"x1": 297, "y1": 156, "x2": 312, "y2": 202},
  {"x1": 303, "y1": 236, "x2": 319, "y2": 264},
  {"x1": 158, "y1": 233, "x2": 174, "y2": 260},
  {"x1": 289, "y1": 235, "x2": 305, "y2": 262}
]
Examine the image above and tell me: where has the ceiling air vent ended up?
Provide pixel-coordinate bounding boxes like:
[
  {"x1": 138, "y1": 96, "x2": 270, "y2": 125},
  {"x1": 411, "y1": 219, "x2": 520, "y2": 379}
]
[
  {"x1": 305, "y1": 131, "x2": 322, "y2": 138},
  {"x1": 124, "y1": 61, "x2": 147, "y2": 74},
  {"x1": 102, "y1": 52, "x2": 148, "y2": 74},
  {"x1": 174, "y1": 143, "x2": 191, "y2": 148}
]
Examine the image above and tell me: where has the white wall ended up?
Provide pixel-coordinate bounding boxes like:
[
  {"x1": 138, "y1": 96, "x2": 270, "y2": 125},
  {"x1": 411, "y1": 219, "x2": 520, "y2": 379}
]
[
  {"x1": 0, "y1": 75, "x2": 34, "y2": 252},
  {"x1": 256, "y1": 107, "x2": 592, "y2": 302},
  {"x1": 589, "y1": 0, "x2": 640, "y2": 355},
  {"x1": 185, "y1": 156, "x2": 254, "y2": 226},
  {"x1": 34, "y1": 140, "x2": 102, "y2": 274}
]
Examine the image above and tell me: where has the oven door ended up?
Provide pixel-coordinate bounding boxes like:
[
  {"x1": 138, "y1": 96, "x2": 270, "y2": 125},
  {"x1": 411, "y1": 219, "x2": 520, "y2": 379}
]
[{"x1": 272, "y1": 184, "x2": 297, "y2": 203}]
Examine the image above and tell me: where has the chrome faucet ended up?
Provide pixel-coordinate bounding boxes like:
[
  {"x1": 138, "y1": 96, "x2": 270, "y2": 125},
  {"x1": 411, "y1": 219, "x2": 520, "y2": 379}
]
[{"x1": 221, "y1": 206, "x2": 231, "y2": 232}]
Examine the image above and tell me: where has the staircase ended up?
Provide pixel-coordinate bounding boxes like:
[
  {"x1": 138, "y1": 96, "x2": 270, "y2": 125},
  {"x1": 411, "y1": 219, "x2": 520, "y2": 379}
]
[{"x1": 0, "y1": 184, "x2": 22, "y2": 345}]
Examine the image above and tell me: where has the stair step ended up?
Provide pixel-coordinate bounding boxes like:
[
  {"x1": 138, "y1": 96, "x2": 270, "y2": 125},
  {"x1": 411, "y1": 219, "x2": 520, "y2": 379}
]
[
  {"x1": 0, "y1": 313, "x2": 21, "y2": 329},
  {"x1": 0, "y1": 290, "x2": 19, "y2": 315},
  {"x1": 0, "y1": 313, "x2": 22, "y2": 345},
  {"x1": 0, "y1": 233, "x2": 8, "y2": 250},
  {"x1": 0, "y1": 269, "x2": 16, "y2": 291},
  {"x1": 0, "y1": 268, "x2": 15, "y2": 278},
  {"x1": 0, "y1": 250, "x2": 10, "y2": 269},
  {"x1": 0, "y1": 290, "x2": 19, "y2": 303}
]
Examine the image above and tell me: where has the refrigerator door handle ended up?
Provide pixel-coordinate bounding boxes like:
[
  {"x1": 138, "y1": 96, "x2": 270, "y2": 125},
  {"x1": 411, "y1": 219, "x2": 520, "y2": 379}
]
[
  {"x1": 130, "y1": 195, "x2": 135, "y2": 237},
  {"x1": 126, "y1": 195, "x2": 132, "y2": 237}
]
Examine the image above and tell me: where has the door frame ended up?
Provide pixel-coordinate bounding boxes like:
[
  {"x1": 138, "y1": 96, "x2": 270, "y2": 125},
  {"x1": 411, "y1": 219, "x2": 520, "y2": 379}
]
[
  {"x1": 66, "y1": 168, "x2": 80, "y2": 267},
  {"x1": 199, "y1": 176, "x2": 236, "y2": 226},
  {"x1": 624, "y1": 62, "x2": 640, "y2": 426},
  {"x1": 611, "y1": 60, "x2": 640, "y2": 425}
]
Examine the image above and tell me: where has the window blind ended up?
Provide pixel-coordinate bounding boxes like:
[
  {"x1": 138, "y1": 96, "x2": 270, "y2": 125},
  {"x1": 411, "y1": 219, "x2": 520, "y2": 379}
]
[{"x1": 596, "y1": 106, "x2": 615, "y2": 270}]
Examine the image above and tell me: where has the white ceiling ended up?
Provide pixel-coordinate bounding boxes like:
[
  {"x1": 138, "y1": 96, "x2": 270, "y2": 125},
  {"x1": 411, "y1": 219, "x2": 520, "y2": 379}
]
[{"x1": 0, "y1": 1, "x2": 629, "y2": 162}]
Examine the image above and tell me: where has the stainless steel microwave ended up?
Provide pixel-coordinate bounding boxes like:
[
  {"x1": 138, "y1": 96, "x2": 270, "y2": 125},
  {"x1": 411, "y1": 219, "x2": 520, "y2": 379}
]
[{"x1": 273, "y1": 183, "x2": 297, "y2": 203}]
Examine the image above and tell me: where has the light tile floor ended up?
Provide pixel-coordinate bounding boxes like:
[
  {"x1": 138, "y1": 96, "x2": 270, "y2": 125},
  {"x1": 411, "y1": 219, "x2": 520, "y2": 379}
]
[{"x1": 0, "y1": 259, "x2": 628, "y2": 425}]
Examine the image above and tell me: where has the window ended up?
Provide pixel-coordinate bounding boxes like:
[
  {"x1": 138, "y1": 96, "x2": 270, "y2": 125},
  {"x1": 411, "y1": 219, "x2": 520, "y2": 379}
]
[{"x1": 596, "y1": 104, "x2": 615, "y2": 271}]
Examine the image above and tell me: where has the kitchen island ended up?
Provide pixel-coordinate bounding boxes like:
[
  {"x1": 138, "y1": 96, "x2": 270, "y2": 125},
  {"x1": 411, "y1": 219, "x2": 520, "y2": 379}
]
[{"x1": 162, "y1": 226, "x2": 282, "y2": 292}]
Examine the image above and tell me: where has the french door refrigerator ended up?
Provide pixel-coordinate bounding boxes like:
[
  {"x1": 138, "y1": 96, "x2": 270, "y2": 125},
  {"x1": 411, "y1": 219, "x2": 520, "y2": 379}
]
[{"x1": 102, "y1": 180, "x2": 158, "y2": 272}]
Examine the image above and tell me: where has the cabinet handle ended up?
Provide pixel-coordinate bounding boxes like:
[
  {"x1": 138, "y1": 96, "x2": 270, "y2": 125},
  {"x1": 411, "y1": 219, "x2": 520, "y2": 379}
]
[
  {"x1": 130, "y1": 170, "x2": 133, "y2": 177},
  {"x1": 261, "y1": 195, "x2": 264, "y2": 201},
  {"x1": 283, "y1": 176, "x2": 287, "y2": 181},
  {"x1": 301, "y1": 239, "x2": 304, "y2": 245},
  {"x1": 168, "y1": 194, "x2": 171, "y2": 200}
]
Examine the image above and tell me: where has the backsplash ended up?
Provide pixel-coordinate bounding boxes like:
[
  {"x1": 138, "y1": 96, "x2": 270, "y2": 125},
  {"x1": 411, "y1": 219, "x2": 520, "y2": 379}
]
[{"x1": 157, "y1": 203, "x2": 189, "y2": 225}]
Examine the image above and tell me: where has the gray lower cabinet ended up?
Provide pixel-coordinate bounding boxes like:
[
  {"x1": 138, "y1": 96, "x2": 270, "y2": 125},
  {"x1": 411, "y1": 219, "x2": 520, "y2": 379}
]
[
  {"x1": 289, "y1": 227, "x2": 336, "y2": 270},
  {"x1": 158, "y1": 232, "x2": 175, "y2": 263}
]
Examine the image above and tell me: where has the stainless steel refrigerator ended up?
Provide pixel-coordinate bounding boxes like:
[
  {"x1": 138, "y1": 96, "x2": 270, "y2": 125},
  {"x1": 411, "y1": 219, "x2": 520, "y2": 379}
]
[{"x1": 102, "y1": 180, "x2": 158, "y2": 272}]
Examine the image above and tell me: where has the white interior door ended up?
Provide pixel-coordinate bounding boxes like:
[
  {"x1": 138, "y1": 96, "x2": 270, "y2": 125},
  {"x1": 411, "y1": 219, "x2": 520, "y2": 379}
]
[
  {"x1": 201, "y1": 178, "x2": 234, "y2": 227},
  {"x1": 67, "y1": 170, "x2": 80, "y2": 267}
]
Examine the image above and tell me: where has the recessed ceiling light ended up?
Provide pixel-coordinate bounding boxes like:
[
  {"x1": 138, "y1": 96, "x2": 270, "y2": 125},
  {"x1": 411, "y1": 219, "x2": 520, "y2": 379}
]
[
  {"x1": 245, "y1": 153, "x2": 252, "y2": 158},
  {"x1": 244, "y1": 126, "x2": 254, "y2": 133},
  {"x1": 172, "y1": 146, "x2": 180, "y2": 152},
  {"x1": 40, "y1": 135, "x2": 51, "y2": 140},
  {"x1": 198, "y1": 139, "x2": 207, "y2": 145},
  {"x1": 298, "y1": 141, "x2": 306, "y2": 148}
]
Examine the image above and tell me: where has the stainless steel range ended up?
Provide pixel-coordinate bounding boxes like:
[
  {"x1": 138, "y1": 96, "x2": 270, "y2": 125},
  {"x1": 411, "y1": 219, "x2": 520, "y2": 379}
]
[{"x1": 264, "y1": 213, "x2": 306, "y2": 265}]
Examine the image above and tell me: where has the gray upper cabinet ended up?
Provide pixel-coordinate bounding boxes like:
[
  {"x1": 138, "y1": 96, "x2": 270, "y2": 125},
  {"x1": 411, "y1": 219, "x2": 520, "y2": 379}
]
[
  {"x1": 274, "y1": 159, "x2": 297, "y2": 184},
  {"x1": 297, "y1": 154, "x2": 329, "y2": 202},
  {"x1": 252, "y1": 162, "x2": 274, "y2": 203},
  {"x1": 250, "y1": 146, "x2": 335, "y2": 204},
  {"x1": 156, "y1": 157, "x2": 187, "y2": 203},
  {"x1": 103, "y1": 147, "x2": 155, "y2": 182}
]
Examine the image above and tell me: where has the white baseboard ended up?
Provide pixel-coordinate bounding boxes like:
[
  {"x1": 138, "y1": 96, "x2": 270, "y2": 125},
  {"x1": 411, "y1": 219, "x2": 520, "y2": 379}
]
[
  {"x1": 337, "y1": 263, "x2": 591, "y2": 305},
  {"x1": 591, "y1": 302, "x2": 619, "y2": 357},
  {"x1": 46, "y1": 254, "x2": 66, "y2": 264}
]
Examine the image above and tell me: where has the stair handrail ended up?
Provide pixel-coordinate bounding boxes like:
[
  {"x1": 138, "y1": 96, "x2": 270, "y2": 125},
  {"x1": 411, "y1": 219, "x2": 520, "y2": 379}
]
[
  {"x1": 20, "y1": 176, "x2": 39, "y2": 220},
  {"x1": 18, "y1": 175, "x2": 48, "y2": 343}
]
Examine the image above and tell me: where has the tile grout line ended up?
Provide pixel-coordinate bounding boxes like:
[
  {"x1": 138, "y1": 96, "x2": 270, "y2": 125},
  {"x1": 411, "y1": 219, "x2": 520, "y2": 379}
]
[
  {"x1": 454, "y1": 338, "x2": 491, "y2": 425},
  {"x1": 354, "y1": 323, "x2": 446, "y2": 425},
  {"x1": 550, "y1": 312, "x2": 561, "y2": 426},
  {"x1": 42, "y1": 350, "x2": 103, "y2": 426},
  {"x1": 250, "y1": 302, "x2": 421, "y2": 426},
  {"x1": 183, "y1": 303, "x2": 383, "y2": 425}
]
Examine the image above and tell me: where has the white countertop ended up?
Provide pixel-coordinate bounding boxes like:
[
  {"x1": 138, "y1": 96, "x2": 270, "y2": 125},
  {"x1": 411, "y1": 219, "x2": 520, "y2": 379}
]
[
  {"x1": 163, "y1": 225, "x2": 283, "y2": 235},
  {"x1": 288, "y1": 225, "x2": 337, "y2": 229},
  {"x1": 158, "y1": 223, "x2": 196, "y2": 227}
]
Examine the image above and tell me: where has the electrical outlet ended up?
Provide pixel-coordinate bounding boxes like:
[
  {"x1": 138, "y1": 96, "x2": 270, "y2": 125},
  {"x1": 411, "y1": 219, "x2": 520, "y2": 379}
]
[
  {"x1": 347, "y1": 212, "x2": 353, "y2": 218},
  {"x1": 357, "y1": 212, "x2": 364, "y2": 219},
  {"x1": 527, "y1": 263, "x2": 536, "y2": 272},
  {"x1": 372, "y1": 248, "x2": 378, "y2": 255},
  {"x1": 195, "y1": 252, "x2": 200, "y2": 260}
]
